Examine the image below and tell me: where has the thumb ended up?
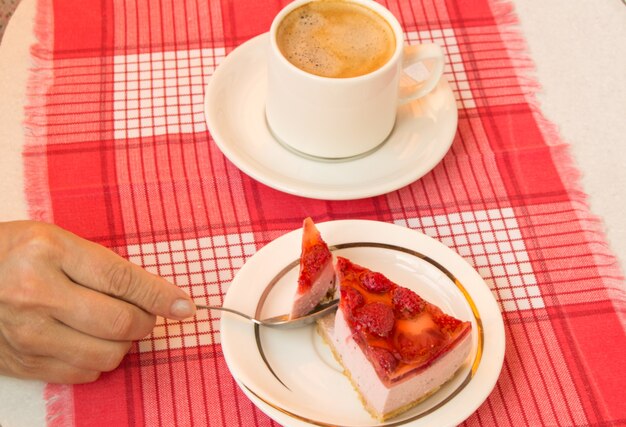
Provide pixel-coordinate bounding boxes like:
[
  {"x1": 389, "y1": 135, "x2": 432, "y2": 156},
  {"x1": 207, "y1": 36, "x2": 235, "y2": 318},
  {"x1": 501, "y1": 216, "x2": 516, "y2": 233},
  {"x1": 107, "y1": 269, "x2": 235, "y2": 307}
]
[{"x1": 58, "y1": 230, "x2": 196, "y2": 320}]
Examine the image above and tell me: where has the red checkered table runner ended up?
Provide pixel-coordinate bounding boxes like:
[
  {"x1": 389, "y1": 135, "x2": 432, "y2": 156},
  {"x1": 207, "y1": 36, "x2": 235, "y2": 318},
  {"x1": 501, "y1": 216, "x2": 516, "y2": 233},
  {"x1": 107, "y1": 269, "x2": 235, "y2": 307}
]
[{"x1": 22, "y1": 0, "x2": 626, "y2": 425}]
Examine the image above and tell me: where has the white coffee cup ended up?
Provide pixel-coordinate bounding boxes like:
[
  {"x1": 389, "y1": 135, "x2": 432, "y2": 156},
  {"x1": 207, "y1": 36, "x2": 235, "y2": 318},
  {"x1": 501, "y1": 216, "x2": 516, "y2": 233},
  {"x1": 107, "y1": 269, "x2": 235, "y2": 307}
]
[{"x1": 265, "y1": 0, "x2": 445, "y2": 160}]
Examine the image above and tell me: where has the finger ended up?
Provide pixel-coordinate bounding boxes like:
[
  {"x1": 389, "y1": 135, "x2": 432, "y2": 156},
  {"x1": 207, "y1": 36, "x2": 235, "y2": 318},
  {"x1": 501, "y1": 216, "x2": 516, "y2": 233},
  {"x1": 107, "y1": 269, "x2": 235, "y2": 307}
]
[
  {"x1": 43, "y1": 322, "x2": 134, "y2": 372},
  {"x1": 47, "y1": 270, "x2": 156, "y2": 341},
  {"x1": 55, "y1": 228, "x2": 195, "y2": 320},
  {"x1": 0, "y1": 315, "x2": 133, "y2": 373}
]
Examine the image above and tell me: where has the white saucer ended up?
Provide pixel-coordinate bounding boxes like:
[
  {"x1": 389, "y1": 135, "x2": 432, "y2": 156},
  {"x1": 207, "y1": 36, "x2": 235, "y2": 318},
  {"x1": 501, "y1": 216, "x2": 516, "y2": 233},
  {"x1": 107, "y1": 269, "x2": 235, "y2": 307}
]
[
  {"x1": 204, "y1": 34, "x2": 458, "y2": 200},
  {"x1": 220, "y1": 220, "x2": 505, "y2": 427}
]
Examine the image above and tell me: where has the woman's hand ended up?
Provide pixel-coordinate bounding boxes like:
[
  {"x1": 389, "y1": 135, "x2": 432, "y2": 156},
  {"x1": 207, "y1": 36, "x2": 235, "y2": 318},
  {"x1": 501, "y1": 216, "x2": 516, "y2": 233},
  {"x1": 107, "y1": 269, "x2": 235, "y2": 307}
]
[{"x1": 0, "y1": 220, "x2": 196, "y2": 384}]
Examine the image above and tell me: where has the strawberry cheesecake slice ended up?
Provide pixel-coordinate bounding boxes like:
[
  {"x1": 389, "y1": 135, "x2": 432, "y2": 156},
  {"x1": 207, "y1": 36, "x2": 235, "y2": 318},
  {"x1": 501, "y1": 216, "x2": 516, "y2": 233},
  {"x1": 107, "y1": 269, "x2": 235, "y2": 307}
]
[
  {"x1": 318, "y1": 257, "x2": 472, "y2": 421},
  {"x1": 289, "y1": 218, "x2": 336, "y2": 319}
]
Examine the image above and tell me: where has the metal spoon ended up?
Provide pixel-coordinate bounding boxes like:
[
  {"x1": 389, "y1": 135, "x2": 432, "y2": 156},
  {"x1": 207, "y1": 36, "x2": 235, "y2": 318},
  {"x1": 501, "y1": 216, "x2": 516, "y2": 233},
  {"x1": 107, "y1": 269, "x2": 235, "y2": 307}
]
[{"x1": 196, "y1": 298, "x2": 339, "y2": 329}]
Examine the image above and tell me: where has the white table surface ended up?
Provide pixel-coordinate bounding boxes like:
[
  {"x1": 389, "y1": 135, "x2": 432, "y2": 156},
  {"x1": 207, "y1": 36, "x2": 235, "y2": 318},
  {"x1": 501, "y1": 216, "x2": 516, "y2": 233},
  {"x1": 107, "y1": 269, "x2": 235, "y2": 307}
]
[{"x1": 1, "y1": 0, "x2": 625, "y2": 425}]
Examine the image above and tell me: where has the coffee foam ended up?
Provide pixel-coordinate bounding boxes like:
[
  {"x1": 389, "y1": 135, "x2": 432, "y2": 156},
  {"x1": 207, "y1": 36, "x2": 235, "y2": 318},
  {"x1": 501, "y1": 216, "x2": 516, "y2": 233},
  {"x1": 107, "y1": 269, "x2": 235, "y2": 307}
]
[{"x1": 276, "y1": 1, "x2": 396, "y2": 78}]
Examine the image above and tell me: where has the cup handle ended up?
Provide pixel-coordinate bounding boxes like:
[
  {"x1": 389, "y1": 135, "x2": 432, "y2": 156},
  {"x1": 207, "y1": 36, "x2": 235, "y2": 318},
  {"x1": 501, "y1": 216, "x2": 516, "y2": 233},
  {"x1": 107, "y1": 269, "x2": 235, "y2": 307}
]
[{"x1": 398, "y1": 43, "x2": 445, "y2": 104}]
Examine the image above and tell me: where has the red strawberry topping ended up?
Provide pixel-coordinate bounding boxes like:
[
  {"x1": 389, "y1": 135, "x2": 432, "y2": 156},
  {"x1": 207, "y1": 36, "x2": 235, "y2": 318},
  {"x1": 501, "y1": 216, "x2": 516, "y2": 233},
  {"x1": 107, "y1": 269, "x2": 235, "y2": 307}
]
[
  {"x1": 361, "y1": 271, "x2": 394, "y2": 293},
  {"x1": 340, "y1": 287, "x2": 365, "y2": 320},
  {"x1": 393, "y1": 329, "x2": 444, "y2": 363},
  {"x1": 298, "y1": 243, "x2": 331, "y2": 292},
  {"x1": 432, "y1": 311, "x2": 463, "y2": 333},
  {"x1": 392, "y1": 287, "x2": 425, "y2": 319},
  {"x1": 336, "y1": 256, "x2": 364, "y2": 278},
  {"x1": 335, "y1": 256, "x2": 471, "y2": 381},
  {"x1": 394, "y1": 332, "x2": 424, "y2": 363},
  {"x1": 354, "y1": 302, "x2": 395, "y2": 338},
  {"x1": 368, "y1": 346, "x2": 399, "y2": 375}
]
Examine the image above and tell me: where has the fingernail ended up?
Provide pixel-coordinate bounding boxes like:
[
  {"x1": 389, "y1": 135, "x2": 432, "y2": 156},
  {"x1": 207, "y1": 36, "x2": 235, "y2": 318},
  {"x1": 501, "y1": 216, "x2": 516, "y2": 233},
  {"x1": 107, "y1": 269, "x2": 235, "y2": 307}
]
[{"x1": 170, "y1": 299, "x2": 195, "y2": 318}]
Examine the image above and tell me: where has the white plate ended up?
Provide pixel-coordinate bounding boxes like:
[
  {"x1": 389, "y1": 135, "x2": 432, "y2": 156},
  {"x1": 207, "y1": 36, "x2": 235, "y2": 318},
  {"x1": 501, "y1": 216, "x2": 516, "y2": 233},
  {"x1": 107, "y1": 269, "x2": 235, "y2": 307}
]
[
  {"x1": 220, "y1": 220, "x2": 505, "y2": 427},
  {"x1": 204, "y1": 34, "x2": 458, "y2": 200}
]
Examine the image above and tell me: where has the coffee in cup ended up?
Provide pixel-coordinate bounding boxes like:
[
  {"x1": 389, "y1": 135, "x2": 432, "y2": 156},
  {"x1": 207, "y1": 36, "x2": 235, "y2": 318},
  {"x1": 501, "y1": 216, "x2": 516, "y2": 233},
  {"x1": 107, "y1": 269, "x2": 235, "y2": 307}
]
[
  {"x1": 266, "y1": 0, "x2": 445, "y2": 160},
  {"x1": 275, "y1": 0, "x2": 396, "y2": 78}
]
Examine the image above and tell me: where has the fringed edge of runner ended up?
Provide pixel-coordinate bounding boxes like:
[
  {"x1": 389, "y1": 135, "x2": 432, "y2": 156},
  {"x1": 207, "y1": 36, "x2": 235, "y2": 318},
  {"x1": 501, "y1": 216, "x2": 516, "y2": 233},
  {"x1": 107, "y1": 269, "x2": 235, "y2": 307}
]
[
  {"x1": 25, "y1": 0, "x2": 73, "y2": 422},
  {"x1": 489, "y1": 0, "x2": 626, "y2": 316},
  {"x1": 45, "y1": 384, "x2": 75, "y2": 427},
  {"x1": 23, "y1": 0, "x2": 54, "y2": 224}
]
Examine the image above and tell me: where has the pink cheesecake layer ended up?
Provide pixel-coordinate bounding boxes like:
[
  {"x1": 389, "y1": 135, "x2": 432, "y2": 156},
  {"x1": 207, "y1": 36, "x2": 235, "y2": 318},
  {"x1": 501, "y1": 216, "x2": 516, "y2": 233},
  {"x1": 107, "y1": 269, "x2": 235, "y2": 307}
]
[
  {"x1": 319, "y1": 309, "x2": 472, "y2": 420},
  {"x1": 290, "y1": 259, "x2": 335, "y2": 319}
]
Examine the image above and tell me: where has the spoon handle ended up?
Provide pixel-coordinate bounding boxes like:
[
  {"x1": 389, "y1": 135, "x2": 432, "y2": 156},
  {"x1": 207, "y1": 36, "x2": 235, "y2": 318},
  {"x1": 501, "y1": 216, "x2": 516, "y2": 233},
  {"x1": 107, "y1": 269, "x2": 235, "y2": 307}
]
[
  {"x1": 196, "y1": 298, "x2": 338, "y2": 329},
  {"x1": 195, "y1": 304, "x2": 264, "y2": 326}
]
